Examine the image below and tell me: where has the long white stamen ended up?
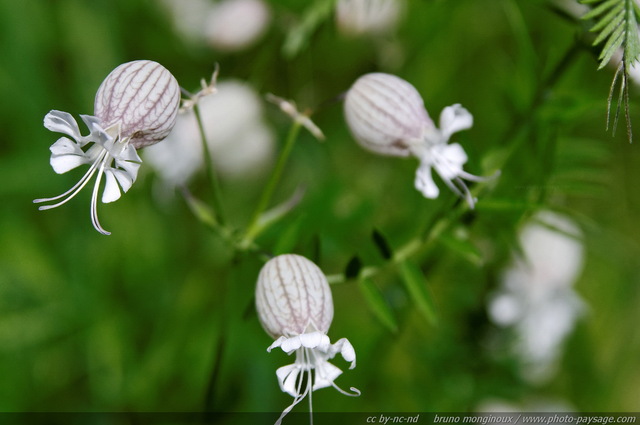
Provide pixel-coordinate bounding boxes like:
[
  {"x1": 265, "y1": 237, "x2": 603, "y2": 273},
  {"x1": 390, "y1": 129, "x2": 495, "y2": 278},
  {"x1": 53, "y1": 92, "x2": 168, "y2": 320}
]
[
  {"x1": 275, "y1": 349, "x2": 312, "y2": 425},
  {"x1": 331, "y1": 382, "x2": 361, "y2": 397},
  {"x1": 90, "y1": 159, "x2": 111, "y2": 235},
  {"x1": 453, "y1": 177, "x2": 476, "y2": 209},
  {"x1": 305, "y1": 348, "x2": 314, "y2": 425},
  {"x1": 34, "y1": 149, "x2": 108, "y2": 209}
]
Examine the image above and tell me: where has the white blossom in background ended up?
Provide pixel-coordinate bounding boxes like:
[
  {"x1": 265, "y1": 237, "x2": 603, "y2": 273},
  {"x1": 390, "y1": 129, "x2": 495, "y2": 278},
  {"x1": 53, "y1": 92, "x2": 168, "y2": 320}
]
[
  {"x1": 204, "y1": 0, "x2": 270, "y2": 51},
  {"x1": 34, "y1": 60, "x2": 180, "y2": 235},
  {"x1": 488, "y1": 211, "x2": 586, "y2": 382},
  {"x1": 161, "y1": 0, "x2": 212, "y2": 42},
  {"x1": 255, "y1": 254, "x2": 359, "y2": 425},
  {"x1": 476, "y1": 398, "x2": 576, "y2": 417},
  {"x1": 344, "y1": 72, "x2": 497, "y2": 208},
  {"x1": 336, "y1": 0, "x2": 404, "y2": 36},
  {"x1": 144, "y1": 80, "x2": 274, "y2": 189},
  {"x1": 162, "y1": 0, "x2": 270, "y2": 51}
]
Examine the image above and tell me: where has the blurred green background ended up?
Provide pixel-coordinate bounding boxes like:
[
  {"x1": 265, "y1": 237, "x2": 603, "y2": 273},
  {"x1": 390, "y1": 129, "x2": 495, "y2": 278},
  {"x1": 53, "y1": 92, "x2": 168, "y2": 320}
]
[{"x1": 0, "y1": 0, "x2": 639, "y2": 420}]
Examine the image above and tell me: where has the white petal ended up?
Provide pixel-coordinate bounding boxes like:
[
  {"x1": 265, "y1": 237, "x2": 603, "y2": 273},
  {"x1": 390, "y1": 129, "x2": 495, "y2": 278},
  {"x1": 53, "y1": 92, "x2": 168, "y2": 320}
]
[
  {"x1": 102, "y1": 170, "x2": 123, "y2": 203},
  {"x1": 299, "y1": 332, "x2": 329, "y2": 349},
  {"x1": 111, "y1": 168, "x2": 134, "y2": 193},
  {"x1": 49, "y1": 138, "x2": 90, "y2": 174},
  {"x1": 44, "y1": 111, "x2": 82, "y2": 140},
  {"x1": 281, "y1": 335, "x2": 302, "y2": 353},
  {"x1": 267, "y1": 336, "x2": 287, "y2": 352},
  {"x1": 439, "y1": 104, "x2": 473, "y2": 141},
  {"x1": 120, "y1": 144, "x2": 142, "y2": 163},
  {"x1": 331, "y1": 338, "x2": 357, "y2": 367},
  {"x1": 414, "y1": 162, "x2": 440, "y2": 199},
  {"x1": 114, "y1": 158, "x2": 141, "y2": 186},
  {"x1": 276, "y1": 364, "x2": 301, "y2": 396},
  {"x1": 433, "y1": 143, "x2": 467, "y2": 180},
  {"x1": 313, "y1": 361, "x2": 342, "y2": 391}
]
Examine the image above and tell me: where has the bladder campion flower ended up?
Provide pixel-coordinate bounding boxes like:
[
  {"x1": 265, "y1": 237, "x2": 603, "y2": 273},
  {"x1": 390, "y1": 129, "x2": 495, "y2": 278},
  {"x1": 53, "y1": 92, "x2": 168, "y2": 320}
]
[
  {"x1": 344, "y1": 72, "x2": 497, "y2": 208},
  {"x1": 34, "y1": 60, "x2": 180, "y2": 235},
  {"x1": 255, "y1": 254, "x2": 359, "y2": 425}
]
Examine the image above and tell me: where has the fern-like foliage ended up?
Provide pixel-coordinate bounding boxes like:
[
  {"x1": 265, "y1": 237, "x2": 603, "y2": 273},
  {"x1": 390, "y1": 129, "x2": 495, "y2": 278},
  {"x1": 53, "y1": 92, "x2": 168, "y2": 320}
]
[{"x1": 582, "y1": 0, "x2": 640, "y2": 142}]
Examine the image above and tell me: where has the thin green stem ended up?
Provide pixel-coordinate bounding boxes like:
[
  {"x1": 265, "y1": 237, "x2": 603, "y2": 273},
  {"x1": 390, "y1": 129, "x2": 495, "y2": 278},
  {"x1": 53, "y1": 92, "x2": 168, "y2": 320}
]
[
  {"x1": 194, "y1": 102, "x2": 226, "y2": 226},
  {"x1": 242, "y1": 121, "x2": 303, "y2": 246}
]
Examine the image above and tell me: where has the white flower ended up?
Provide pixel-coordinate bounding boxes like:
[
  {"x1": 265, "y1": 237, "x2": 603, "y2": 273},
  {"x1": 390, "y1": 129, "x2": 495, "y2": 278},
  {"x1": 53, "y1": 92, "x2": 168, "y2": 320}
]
[
  {"x1": 34, "y1": 60, "x2": 180, "y2": 235},
  {"x1": 255, "y1": 254, "x2": 359, "y2": 425},
  {"x1": 144, "y1": 80, "x2": 274, "y2": 188},
  {"x1": 336, "y1": 0, "x2": 404, "y2": 36},
  {"x1": 488, "y1": 211, "x2": 586, "y2": 382},
  {"x1": 344, "y1": 72, "x2": 496, "y2": 208},
  {"x1": 204, "y1": 0, "x2": 270, "y2": 51}
]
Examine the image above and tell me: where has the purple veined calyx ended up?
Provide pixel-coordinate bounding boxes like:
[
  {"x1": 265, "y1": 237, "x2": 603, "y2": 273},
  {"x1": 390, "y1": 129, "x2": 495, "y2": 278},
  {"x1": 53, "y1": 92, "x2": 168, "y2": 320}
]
[
  {"x1": 34, "y1": 60, "x2": 181, "y2": 235},
  {"x1": 255, "y1": 254, "x2": 359, "y2": 425},
  {"x1": 343, "y1": 72, "x2": 499, "y2": 208}
]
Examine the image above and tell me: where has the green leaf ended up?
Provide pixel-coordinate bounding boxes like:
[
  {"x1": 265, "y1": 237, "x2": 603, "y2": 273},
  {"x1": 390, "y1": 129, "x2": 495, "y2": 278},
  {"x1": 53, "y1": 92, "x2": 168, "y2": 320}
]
[
  {"x1": 273, "y1": 215, "x2": 305, "y2": 255},
  {"x1": 437, "y1": 232, "x2": 483, "y2": 266},
  {"x1": 358, "y1": 278, "x2": 398, "y2": 333},
  {"x1": 345, "y1": 255, "x2": 362, "y2": 280},
  {"x1": 372, "y1": 229, "x2": 393, "y2": 260},
  {"x1": 582, "y1": 0, "x2": 621, "y2": 20},
  {"x1": 282, "y1": 0, "x2": 337, "y2": 59},
  {"x1": 181, "y1": 188, "x2": 218, "y2": 229},
  {"x1": 591, "y1": 8, "x2": 624, "y2": 45},
  {"x1": 399, "y1": 260, "x2": 438, "y2": 326}
]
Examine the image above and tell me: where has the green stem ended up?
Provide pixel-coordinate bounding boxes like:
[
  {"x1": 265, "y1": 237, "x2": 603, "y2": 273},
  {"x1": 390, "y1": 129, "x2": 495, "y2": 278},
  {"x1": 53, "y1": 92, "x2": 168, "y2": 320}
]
[
  {"x1": 194, "y1": 102, "x2": 226, "y2": 226},
  {"x1": 242, "y1": 121, "x2": 302, "y2": 246}
]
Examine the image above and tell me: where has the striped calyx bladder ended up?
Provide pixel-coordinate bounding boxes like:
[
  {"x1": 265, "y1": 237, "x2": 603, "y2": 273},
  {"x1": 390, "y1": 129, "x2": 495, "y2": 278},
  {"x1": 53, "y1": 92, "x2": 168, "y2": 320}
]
[
  {"x1": 255, "y1": 254, "x2": 333, "y2": 338},
  {"x1": 343, "y1": 72, "x2": 435, "y2": 157},
  {"x1": 95, "y1": 60, "x2": 181, "y2": 149}
]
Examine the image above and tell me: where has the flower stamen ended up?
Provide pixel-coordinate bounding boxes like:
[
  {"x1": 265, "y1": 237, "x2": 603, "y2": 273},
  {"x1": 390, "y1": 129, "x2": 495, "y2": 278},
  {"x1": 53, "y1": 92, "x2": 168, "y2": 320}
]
[
  {"x1": 90, "y1": 158, "x2": 110, "y2": 235},
  {"x1": 34, "y1": 149, "x2": 108, "y2": 209}
]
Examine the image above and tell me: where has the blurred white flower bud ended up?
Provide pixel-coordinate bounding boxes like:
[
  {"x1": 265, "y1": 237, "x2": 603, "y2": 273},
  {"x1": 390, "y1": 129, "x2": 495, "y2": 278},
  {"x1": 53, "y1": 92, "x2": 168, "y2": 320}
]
[
  {"x1": 144, "y1": 80, "x2": 274, "y2": 188},
  {"x1": 255, "y1": 254, "x2": 359, "y2": 425},
  {"x1": 204, "y1": 0, "x2": 270, "y2": 51},
  {"x1": 344, "y1": 72, "x2": 495, "y2": 207},
  {"x1": 336, "y1": 0, "x2": 404, "y2": 36},
  {"x1": 488, "y1": 211, "x2": 586, "y2": 383},
  {"x1": 35, "y1": 60, "x2": 180, "y2": 235}
]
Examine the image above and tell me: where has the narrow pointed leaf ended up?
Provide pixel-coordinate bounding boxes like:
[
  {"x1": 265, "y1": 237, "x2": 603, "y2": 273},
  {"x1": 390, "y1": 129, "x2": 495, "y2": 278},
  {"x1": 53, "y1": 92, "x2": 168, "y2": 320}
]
[
  {"x1": 399, "y1": 260, "x2": 438, "y2": 325},
  {"x1": 582, "y1": 0, "x2": 622, "y2": 20},
  {"x1": 372, "y1": 229, "x2": 393, "y2": 260},
  {"x1": 273, "y1": 216, "x2": 305, "y2": 256},
  {"x1": 437, "y1": 233, "x2": 483, "y2": 266},
  {"x1": 590, "y1": 2, "x2": 624, "y2": 33},
  {"x1": 598, "y1": 26, "x2": 625, "y2": 68},
  {"x1": 358, "y1": 278, "x2": 398, "y2": 333},
  {"x1": 592, "y1": 9, "x2": 624, "y2": 44},
  {"x1": 345, "y1": 256, "x2": 362, "y2": 280}
]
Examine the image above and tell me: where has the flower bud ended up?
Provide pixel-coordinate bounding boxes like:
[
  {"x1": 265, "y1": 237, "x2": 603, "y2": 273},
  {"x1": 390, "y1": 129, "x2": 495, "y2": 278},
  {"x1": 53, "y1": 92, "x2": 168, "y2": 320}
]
[
  {"x1": 343, "y1": 72, "x2": 434, "y2": 157},
  {"x1": 256, "y1": 254, "x2": 333, "y2": 339},
  {"x1": 336, "y1": 0, "x2": 404, "y2": 36},
  {"x1": 94, "y1": 60, "x2": 181, "y2": 149}
]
